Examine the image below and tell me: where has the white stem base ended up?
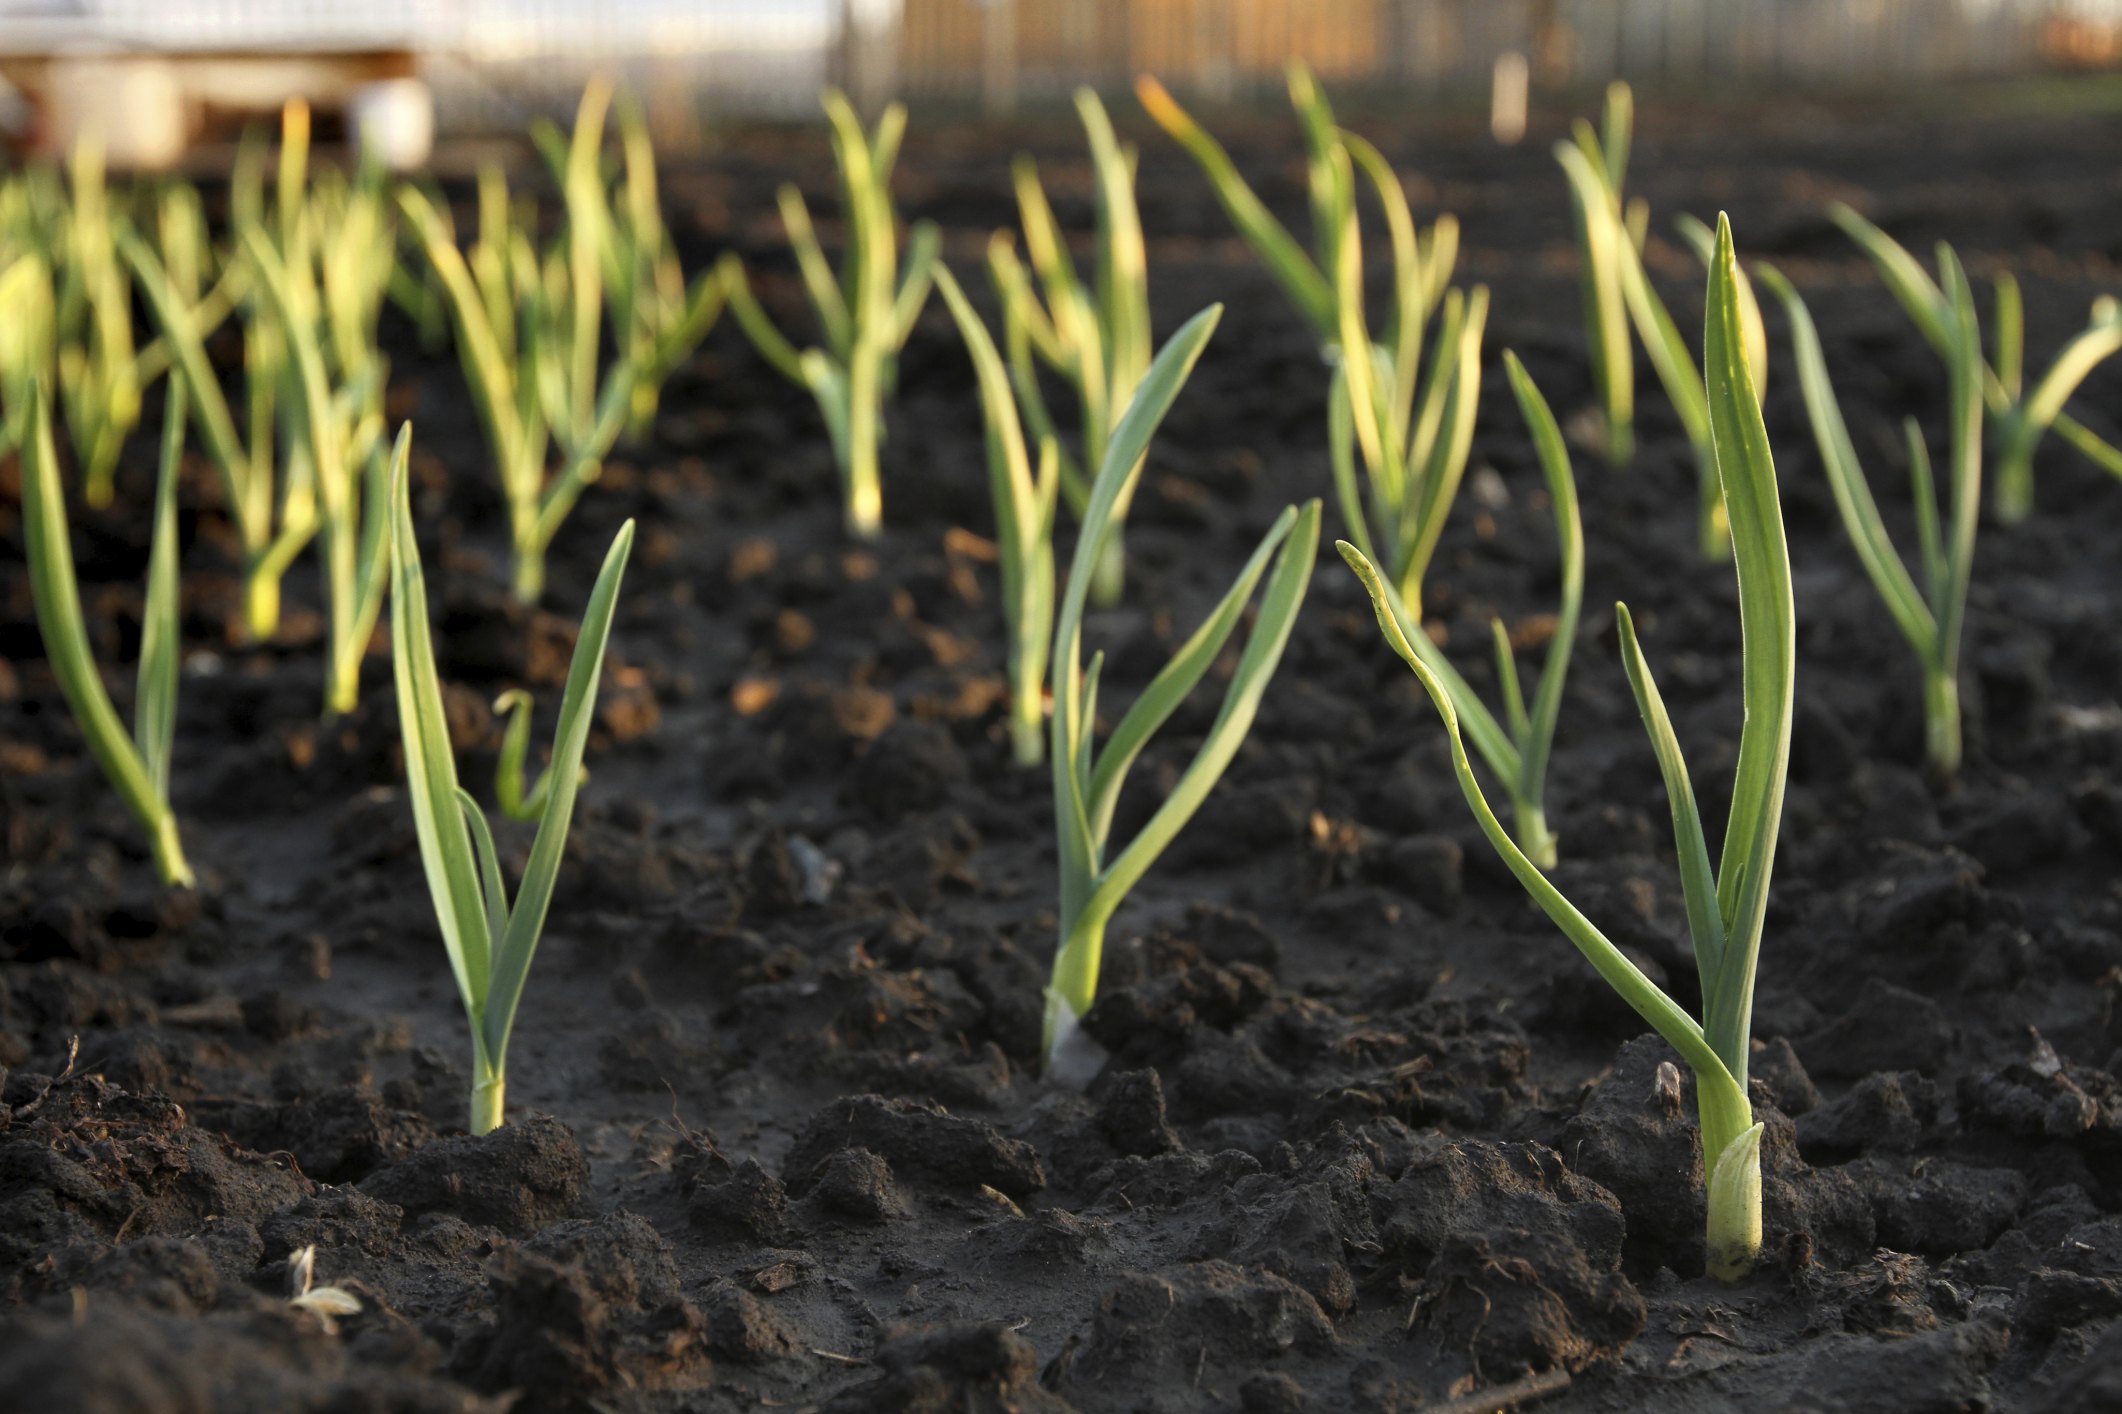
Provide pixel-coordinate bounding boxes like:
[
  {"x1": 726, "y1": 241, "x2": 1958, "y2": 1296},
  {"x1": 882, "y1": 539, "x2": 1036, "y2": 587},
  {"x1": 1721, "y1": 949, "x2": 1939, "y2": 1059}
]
[
  {"x1": 1705, "y1": 1121, "x2": 1765, "y2": 1281},
  {"x1": 1042, "y1": 996, "x2": 1110, "y2": 1090}
]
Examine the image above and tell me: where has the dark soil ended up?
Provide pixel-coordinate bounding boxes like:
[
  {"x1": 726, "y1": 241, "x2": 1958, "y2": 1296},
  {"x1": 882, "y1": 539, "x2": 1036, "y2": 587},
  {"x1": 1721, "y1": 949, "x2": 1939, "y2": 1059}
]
[{"x1": 8, "y1": 89, "x2": 2122, "y2": 1411}]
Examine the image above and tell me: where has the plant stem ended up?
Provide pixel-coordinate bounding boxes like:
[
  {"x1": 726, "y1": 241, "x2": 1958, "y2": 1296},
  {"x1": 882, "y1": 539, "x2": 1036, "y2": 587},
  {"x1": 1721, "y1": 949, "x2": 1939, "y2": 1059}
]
[
  {"x1": 470, "y1": 1066, "x2": 506, "y2": 1137},
  {"x1": 1011, "y1": 698, "x2": 1043, "y2": 768},
  {"x1": 327, "y1": 661, "x2": 359, "y2": 719},
  {"x1": 151, "y1": 813, "x2": 194, "y2": 890},
  {"x1": 245, "y1": 572, "x2": 280, "y2": 644},
  {"x1": 1993, "y1": 438, "x2": 2033, "y2": 526},
  {"x1": 1514, "y1": 801, "x2": 1557, "y2": 872},
  {"x1": 1698, "y1": 1073, "x2": 1762, "y2": 1281},
  {"x1": 1044, "y1": 908, "x2": 1106, "y2": 1071},
  {"x1": 1925, "y1": 664, "x2": 1962, "y2": 779},
  {"x1": 1704, "y1": 1137, "x2": 1764, "y2": 1280},
  {"x1": 1604, "y1": 410, "x2": 1634, "y2": 469},
  {"x1": 842, "y1": 404, "x2": 882, "y2": 538},
  {"x1": 844, "y1": 475, "x2": 882, "y2": 539},
  {"x1": 628, "y1": 382, "x2": 660, "y2": 444},
  {"x1": 87, "y1": 462, "x2": 117, "y2": 512},
  {"x1": 513, "y1": 547, "x2": 544, "y2": 606},
  {"x1": 846, "y1": 344, "x2": 884, "y2": 540}
]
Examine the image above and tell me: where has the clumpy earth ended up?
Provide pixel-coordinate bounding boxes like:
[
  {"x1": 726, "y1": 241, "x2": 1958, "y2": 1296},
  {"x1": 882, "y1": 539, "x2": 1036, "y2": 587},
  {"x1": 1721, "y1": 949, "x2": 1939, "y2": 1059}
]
[{"x1": 7, "y1": 87, "x2": 2122, "y2": 1411}]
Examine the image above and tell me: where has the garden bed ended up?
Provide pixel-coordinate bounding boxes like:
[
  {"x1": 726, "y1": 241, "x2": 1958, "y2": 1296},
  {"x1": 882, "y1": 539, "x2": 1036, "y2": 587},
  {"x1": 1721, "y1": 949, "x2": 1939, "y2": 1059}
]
[{"x1": 7, "y1": 92, "x2": 2122, "y2": 1411}]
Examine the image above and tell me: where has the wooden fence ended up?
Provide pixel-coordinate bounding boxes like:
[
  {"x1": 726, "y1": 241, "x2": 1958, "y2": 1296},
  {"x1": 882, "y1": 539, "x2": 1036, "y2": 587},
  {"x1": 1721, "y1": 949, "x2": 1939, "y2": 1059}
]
[
  {"x1": 20, "y1": 0, "x2": 2073, "y2": 146},
  {"x1": 884, "y1": 0, "x2": 2068, "y2": 109}
]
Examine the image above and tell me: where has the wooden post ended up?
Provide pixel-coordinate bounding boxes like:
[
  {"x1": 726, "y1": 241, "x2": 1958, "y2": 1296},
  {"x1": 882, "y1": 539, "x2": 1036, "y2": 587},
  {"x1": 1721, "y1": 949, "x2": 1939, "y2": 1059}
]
[
  {"x1": 838, "y1": 0, "x2": 899, "y2": 113},
  {"x1": 1531, "y1": 0, "x2": 1571, "y2": 88},
  {"x1": 1195, "y1": 0, "x2": 1233, "y2": 103},
  {"x1": 982, "y1": 0, "x2": 1018, "y2": 115},
  {"x1": 1491, "y1": 50, "x2": 1529, "y2": 144}
]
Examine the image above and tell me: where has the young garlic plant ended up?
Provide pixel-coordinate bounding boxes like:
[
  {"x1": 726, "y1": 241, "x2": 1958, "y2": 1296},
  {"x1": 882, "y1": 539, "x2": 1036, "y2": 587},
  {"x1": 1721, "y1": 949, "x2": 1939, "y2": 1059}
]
[
  {"x1": 1044, "y1": 306, "x2": 1321, "y2": 1081},
  {"x1": 242, "y1": 228, "x2": 391, "y2": 716},
  {"x1": 533, "y1": 83, "x2": 731, "y2": 439},
  {"x1": 520, "y1": 78, "x2": 647, "y2": 494},
  {"x1": 1760, "y1": 251, "x2": 1982, "y2": 778},
  {"x1": 388, "y1": 449, "x2": 635, "y2": 1136},
  {"x1": 120, "y1": 102, "x2": 316, "y2": 641},
  {"x1": 935, "y1": 264, "x2": 1060, "y2": 768},
  {"x1": 309, "y1": 165, "x2": 397, "y2": 712},
  {"x1": 1344, "y1": 217, "x2": 1792, "y2": 1281},
  {"x1": 1556, "y1": 83, "x2": 1767, "y2": 560},
  {"x1": 1326, "y1": 160, "x2": 1489, "y2": 631},
  {"x1": 138, "y1": 174, "x2": 252, "y2": 410},
  {"x1": 1139, "y1": 62, "x2": 1470, "y2": 608},
  {"x1": 219, "y1": 99, "x2": 395, "y2": 707},
  {"x1": 1322, "y1": 139, "x2": 1585, "y2": 867},
  {"x1": 54, "y1": 137, "x2": 143, "y2": 511},
  {"x1": 399, "y1": 150, "x2": 636, "y2": 604},
  {"x1": 1830, "y1": 203, "x2": 2122, "y2": 524},
  {"x1": 1340, "y1": 340, "x2": 1584, "y2": 868},
  {"x1": 1137, "y1": 64, "x2": 1460, "y2": 368},
  {"x1": 988, "y1": 87, "x2": 1148, "y2": 608},
  {"x1": 21, "y1": 383, "x2": 192, "y2": 888},
  {"x1": 0, "y1": 165, "x2": 212, "y2": 474},
  {"x1": 1558, "y1": 81, "x2": 1639, "y2": 468},
  {"x1": 126, "y1": 230, "x2": 312, "y2": 643},
  {"x1": 721, "y1": 91, "x2": 939, "y2": 540},
  {"x1": 387, "y1": 256, "x2": 450, "y2": 352}
]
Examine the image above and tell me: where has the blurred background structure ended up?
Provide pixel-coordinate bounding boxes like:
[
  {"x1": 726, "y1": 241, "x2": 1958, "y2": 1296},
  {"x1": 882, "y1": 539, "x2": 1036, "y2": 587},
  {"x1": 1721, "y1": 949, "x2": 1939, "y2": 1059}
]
[
  {"x1": 0, "y1": 0, "x2": 2116, "y2": 164},
  {"x1": 895, "y1": 0, "x2": 2098, "y2": 106}
]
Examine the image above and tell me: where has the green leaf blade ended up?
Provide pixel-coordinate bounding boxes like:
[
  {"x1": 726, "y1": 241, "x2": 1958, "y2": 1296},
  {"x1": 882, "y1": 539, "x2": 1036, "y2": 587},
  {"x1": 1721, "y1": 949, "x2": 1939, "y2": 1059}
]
[
  {"x1": 387, "y1": 448, "x2": 498, "y2": 1050},
  {"x1": 484, "y1": 520, "x2": 636, "y2": 1067},
  {"x1": 136, "y1": 373, "x2": 188, "y2": 801},
  {"x1": 1701, "y1": 215, "x2": 1797, "y2": 1080}
]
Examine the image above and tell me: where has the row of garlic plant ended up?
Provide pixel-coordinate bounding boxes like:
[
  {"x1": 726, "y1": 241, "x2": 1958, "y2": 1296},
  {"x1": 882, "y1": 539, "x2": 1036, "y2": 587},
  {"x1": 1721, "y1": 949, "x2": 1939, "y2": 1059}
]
[
  {"x1": 0, "y1": 141, "x2": 245, "y2": 509},
  {"x1": 4, "y1": 103, "x2": 387, "y2": 662},
  {"x1": 10, "y1": 81, "x2": 731, "y2": 643},
  {"x1": 1135, "y1": 66, "x2": 1588, "y2": 867},
  {"x1": 1557, "y1": 80, "x2": 2122, "y2": 545},
  {"x1": 974, "y1": 67, "x2": 2118, "y2": 1275},
  {"x1": 127, "y1": 99, "x2": 395, "y2": 697},
  {"x1": 1549, "y1": 83, "x2": 2115, "y2": 779},
  {"x1": 1486, "y1": 75, "x2": 2112, "y2": 782},
  {"x1": 933, "y1": 77, "x2": 1583, "y2": 1087},
  {"x1": 6, "y1": 85, "x2": 747, "y2": 1137},
  {"x1": 18, "y1": 73, "x2": 2122, "y2": 1279},
  {"x1": 16, "y1": 169, "x2": 1785, "y2": 1280},
  {"x1": 989, "y1": 90, "x2": 1150, "y2": 609},
  {"x1": 1122, "y1": 69, "x2": 2113, "y2": 1270},
  {"x1": 15, "y1": 77, "x2": 2120, "y2": 619},
  {"x1": 720, "y1": 92, "x2": 938, "y2": 541},
  {"x1": 22, "y1": 342, "x2": 634, "y2": 1134},
  {"x1": 934, "y1": 187, "x2": 1783, "y2": 1275}
]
